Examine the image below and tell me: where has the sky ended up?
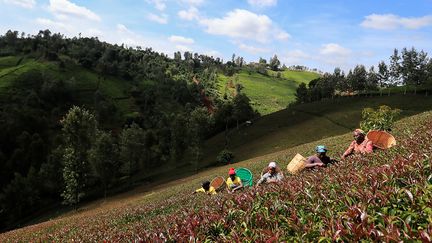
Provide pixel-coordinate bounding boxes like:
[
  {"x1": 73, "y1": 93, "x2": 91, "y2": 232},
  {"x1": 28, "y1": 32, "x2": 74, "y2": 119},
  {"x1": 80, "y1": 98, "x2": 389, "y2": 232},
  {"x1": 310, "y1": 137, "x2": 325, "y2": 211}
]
[{"x1": 1, "y1": 0, "x2": 432, "y2": 72}]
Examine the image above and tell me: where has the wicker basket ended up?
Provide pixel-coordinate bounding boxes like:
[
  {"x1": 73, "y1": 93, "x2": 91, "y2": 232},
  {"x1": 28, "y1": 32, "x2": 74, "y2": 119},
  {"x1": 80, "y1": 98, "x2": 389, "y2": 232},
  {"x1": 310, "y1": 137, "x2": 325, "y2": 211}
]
[
  {"x1": 286, "y1": 153, "x2": 307, "y2": 174},
  {"x1": 210, "y1": 176, "x2": 226, "y2": 192},
  {"x1": 366, "y1": 130, "x2": 396, "y2": 149}
]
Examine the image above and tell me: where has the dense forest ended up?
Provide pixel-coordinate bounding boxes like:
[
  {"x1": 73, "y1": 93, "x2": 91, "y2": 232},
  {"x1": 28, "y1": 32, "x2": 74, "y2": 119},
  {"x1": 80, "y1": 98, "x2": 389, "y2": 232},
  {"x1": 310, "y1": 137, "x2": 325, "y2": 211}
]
[
  {"x1": 295, "y1": 48, "x2": 432, "y2": 103},
  {"x1": 0, "y1": 30, "x2": 258, "y2": 230}
]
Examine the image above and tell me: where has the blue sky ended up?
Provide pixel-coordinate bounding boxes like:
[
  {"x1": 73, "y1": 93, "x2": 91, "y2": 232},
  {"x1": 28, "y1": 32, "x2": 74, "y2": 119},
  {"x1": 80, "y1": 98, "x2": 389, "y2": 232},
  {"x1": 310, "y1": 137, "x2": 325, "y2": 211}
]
[{"x1": 1, "y1": 0, "x2": 431, "y2": 72}]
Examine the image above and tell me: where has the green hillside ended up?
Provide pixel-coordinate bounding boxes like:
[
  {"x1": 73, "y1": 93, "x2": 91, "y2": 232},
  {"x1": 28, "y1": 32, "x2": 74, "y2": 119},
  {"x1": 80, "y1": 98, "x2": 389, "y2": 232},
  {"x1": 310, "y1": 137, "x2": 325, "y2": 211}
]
[
  {"x1": 202, "y1": 94, "x2": 432, "y2": 165},
  {"x1": 218, "y1": 69, "x2": 320, "y2": 115},
  {"x1": 2, "y1": 110, "x2": 431, "y2": 241},
  {"x1": 0, "y1": 55, "x2": 134, "y2": 117}
]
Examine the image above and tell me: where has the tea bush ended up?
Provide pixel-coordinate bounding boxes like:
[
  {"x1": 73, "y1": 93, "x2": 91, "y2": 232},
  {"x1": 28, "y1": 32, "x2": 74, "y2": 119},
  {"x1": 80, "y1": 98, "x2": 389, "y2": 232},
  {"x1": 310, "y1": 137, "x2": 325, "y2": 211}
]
[
  {"x1": 360, "y1": 105, "x2": 401, "y2": 132},
  {"x1": 217, "y1": 149, "x2": 235, "y2": 165}
]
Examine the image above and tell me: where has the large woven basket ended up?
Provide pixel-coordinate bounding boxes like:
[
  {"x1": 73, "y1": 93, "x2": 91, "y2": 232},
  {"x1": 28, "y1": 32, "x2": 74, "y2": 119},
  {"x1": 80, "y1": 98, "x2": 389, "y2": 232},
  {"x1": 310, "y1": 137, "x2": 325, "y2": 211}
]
[
  {"x1": 210, "y1": 176, "x2": 226, "y2": 192},
  {"x1": 235, "y1": 168, "x2": 253, "y2": 187},
  {"x1": 286, "y1": 153, "x2": 307, "y2": 174},
  {"x1": 366, "y1": 130, "x2": 396, "y2": 149}
]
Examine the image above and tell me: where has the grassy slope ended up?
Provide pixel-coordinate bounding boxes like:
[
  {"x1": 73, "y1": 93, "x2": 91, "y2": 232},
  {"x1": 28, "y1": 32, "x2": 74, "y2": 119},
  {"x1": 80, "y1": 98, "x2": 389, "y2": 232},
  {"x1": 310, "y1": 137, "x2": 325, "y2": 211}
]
[
  {"x1": 202, "y1": 94, "x2": 432, "y2": 166},
  {"x1": 271, "y1": 69, "x2": 320, "y2": 84},
  {"x1": 1, "y1": 110, "x2": 431, "y2": 241},
  {"x1": 218, "y1": 69, "x2": 320, "y2": 115},
  {"x1": 0, "y1": 55, "x2": 135, "y2": 117}
]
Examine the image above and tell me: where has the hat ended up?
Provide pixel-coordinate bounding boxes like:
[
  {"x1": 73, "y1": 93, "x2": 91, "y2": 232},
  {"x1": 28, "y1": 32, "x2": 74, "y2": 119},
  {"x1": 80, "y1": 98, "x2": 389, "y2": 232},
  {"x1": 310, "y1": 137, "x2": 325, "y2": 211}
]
[
  {"x1": 353, "y1": 129, "x2": 365, "y2": 136},
  {"x1": 268, "y1": 161, "x2": 277, "y2": 168},
  {"x1": 228, "y1": 168, "x2": 236, "y2": 175},
  {"x1": 315, "y1": 145, "x2": 327, "y2": 153}
]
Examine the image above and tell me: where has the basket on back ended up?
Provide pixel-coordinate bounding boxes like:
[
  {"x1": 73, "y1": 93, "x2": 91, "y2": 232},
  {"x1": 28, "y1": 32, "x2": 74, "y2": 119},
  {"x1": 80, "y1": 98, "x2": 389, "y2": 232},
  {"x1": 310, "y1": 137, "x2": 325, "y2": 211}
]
[
  {"x1": 235, "y1": 168, "x2": 253, "y2": 187},
  {"x1": 286, "y1": 153, "x2": 307, "y2": 174},
  {"x1": 210, "y1": 176, "x2": 226, "y2": 192},
  {"x1": 366, "y1": 130, "x2": 396, "y2": 149}
]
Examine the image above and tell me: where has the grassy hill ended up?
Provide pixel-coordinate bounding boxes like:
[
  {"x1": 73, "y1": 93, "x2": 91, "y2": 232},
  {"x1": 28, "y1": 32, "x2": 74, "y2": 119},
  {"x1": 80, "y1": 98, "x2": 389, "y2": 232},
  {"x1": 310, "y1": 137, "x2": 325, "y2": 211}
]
[
  {"x1": 1, "y1": 110, "x2": 431, "y2": 241},
  {"x1": 0, "y1": 55, "x2": 135, "y2": 118},
  {"x1": 217, "y1": 69, "x2": 320, "y2": 115},
  {"x1": 202, "y1": 94, "x2": 432, "y2": 166},
  {"x1": 1, "y1": 56, "x2": 319, "y2": 119}
]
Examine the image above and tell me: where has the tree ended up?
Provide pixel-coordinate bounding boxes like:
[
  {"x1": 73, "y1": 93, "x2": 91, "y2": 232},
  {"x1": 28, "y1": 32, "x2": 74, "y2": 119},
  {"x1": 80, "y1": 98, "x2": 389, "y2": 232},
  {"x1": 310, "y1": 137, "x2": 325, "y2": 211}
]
[
  {"x1": 174, "y1": 51, "x2": 182, "y2": 61},
  {"x1": 366, "y1": 66, "x2": 379, "y2": 90},
  {"x1": 169, "y1": 114, "x2": 189, "y2": 163},
  {"x1": 349, "y1": 65, "x2": 367, "y2": 91},
  {"x1": 89, "y1": 131, "x2": 119, "y2": 198},
  {"x1": 0, "y1": 169, "x2": 40, "y2": 226},
  {"x1": 389, "y1": 48, "x2": 401, "y2": 85},
  {"x1": 60, "y1": 106, "x2": 97, "y2": 206},
  {"x1": 269, "y1": 54, "x2": 280, "y2": 71},
  {"x1": 378, "y1": 61, "x2": 389, "y2": 87},
  {"x1": 61, "y1": 148, "x2": 82, "y2": 206},
  {"x1": 119, "y1": 123, "x2": 146, "y2": 179},
  {"x1": 187, "y1": 108, "x2": 214, "y2": 171},
  {"x1": 333, "y1": 67, "x2": 347, "y2": 91},
  {"x1": 232, "y1": 93, "x2": 255, "y2": 129},
  {"x1": 400, "y1": 47, "x2": 428, "y2": 86},
  {"x1": 295, "y1": 83, "x2": 308, "y2": 103},
  {"x1": 427, "y1": 59, "x2": 432, "y2": 86}
]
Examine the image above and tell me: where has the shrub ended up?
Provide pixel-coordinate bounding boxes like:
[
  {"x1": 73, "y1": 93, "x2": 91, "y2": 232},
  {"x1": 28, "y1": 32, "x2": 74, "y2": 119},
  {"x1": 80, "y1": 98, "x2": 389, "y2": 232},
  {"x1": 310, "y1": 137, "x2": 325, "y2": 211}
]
[
  {"x1": 216, "y1": 149, "x2": 234, "y2": 164},
  {"x1": 360, "y1": 105, "x2": 401, "y2": 132}
]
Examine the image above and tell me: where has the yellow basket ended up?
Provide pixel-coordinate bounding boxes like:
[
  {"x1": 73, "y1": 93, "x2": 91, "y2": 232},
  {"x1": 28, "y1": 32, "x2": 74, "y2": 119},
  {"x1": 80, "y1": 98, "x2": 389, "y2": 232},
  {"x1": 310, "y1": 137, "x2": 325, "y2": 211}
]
[{"x1": 286, "y1": 153, "x2": 307, "y2": 174}]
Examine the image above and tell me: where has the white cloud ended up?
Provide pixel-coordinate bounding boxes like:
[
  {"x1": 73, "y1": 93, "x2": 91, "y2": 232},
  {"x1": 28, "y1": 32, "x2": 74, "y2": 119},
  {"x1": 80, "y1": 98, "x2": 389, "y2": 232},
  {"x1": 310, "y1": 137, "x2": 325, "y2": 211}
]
[
  {"x1": 361, "y1": 14, "x2": 432, "y2": 30},
  {"x1": 116, "y1": 24, "x2": 134, "y2": 35},
  {"x1": 320, "y1": 43, "x2": 351, "y2": 56},
  {"x1": 147, "y1": 0, "x2": 166, "y2": 11},
  {"x1": 116, "y1": 24, "x2": 128, "y2": 32},
  {"x1": 35, "y1": 17, "x2": 104, "y2": 38},
  {"x1": 147, "y1": 13, "x2": 168, "y2": 24},
  {"x1": 281, "y1": 50, "x2": 310, "y2": 65},
  {"x1": 247, "y1": 0, "x2": 277, "y2": 7},
  {"x1": 175, "y1": 44, "x2": 193, "y2": 52},
  {"x1": 86, "y1": 28, "x2": 103, "y2": 37},
  {"x1": 275, "y1": 31, "x2": 289, "y2": 41},
  {"x1": 49, "y1": 0, "x2": 101, "y2": 22},
  {"x1": 318, "y1": 43, "x2": 352, "y2": 66},
  {"x1": 180, "y1": 0, "x2": 204, "y2": 6},
  {"x1": 204, "y1": 50, "x2": 221, "y2": 58},
  {"x1": 36, "y1": 17, "x2": 70, "y2": 31},
  {"x1": 3, "y1": 0, "x2": 35, "y2": 8},
  {"x1": 178, "y1": 7, "x2": 199, "y2": 21},
  {"x1": 169, "y1": 35, "x2": 194, "y2": 44},
  {"x1": 238, "y1": 43, "x2": 269, "y2": 54},
  {"x1": 199, "y1": 9, "x2": 289, "y2": 43}
]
